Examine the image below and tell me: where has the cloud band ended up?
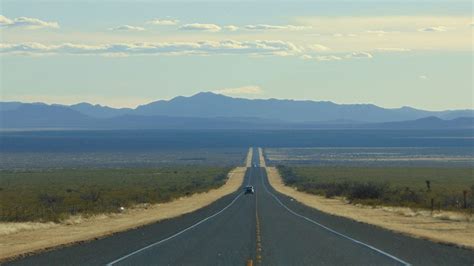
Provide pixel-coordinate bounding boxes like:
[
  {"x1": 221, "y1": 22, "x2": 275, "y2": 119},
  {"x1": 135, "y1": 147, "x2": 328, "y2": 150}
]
[{"x1": 0, "y1": 40, "x2": 302, "y2": 57}]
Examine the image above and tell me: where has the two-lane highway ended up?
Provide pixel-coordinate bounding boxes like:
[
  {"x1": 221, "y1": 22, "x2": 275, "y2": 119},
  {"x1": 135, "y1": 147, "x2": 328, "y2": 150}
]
[
  {"x1": 257, "y1": 166, "x2": 406, "y2": 265},
  {"x1": 107, "y1": 166, "x2": 258, "y2": 265},
  {"x1": 8, "y1": 148, "x2": 474, "y2": 265}
]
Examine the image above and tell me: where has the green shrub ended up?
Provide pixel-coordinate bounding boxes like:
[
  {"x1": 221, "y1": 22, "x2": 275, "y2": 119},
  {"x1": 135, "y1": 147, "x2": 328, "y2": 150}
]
[
  {"x1": 348, "y1": 182, "x2": 389, "y2": 200},
  {"x1": 277, "y1": 166, "x2": 473, "y2": 211},
  {"x1": 0, "y1": 166, "x2": 231, "y2": 222}
]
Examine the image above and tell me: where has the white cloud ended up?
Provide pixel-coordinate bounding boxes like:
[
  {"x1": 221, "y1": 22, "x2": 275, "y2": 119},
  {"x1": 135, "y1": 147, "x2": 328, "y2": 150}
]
[
  {"x1": 300, "y1": 54, "x2": 313, "y2": 60},
  {"x1": 244, "y1": 24, "x2": 310, "y2": 31},
  {"x1": 147, "y1": 18, "x2": 179, "y2": 26},
  {"x1": 332, "y1": 33, "x2": 357, "y2": 38},
  {"x1": 375, "y1": 48, "x2": 411, "y2": 52},
  {"x1": 109, "y1": 25, "x2": 145, "y2": 31},
  {"x1": 295, "y1": 16, "x2": 470, "y2": 52},
  {"x1": 214, "y1": 85, "x2": 263, "y2": 95},
  {"x1": 0, "y1": 15, "x2": 13, "y2": 25},
  {"x1": 179, "y1": 23, "x2": 221, "y2": 32},
  {"x1": 365, "y1": 30, "x2": 398, "y2": 37},
  {"x1": 419, "y1": 75, "x2": 428, "y2": 80},
  {"x1": 298, "y1": 16, "x2": 467, "y2": 32},
  {"x1": 308, "y1": 44, "x2": 330, "y2": 52},
  {"x1": 0, "y1": 40, "x2": 302, "y2": 57},
  {"x1": 315, "y1": 55, "x2": 342, "y2": 61},
  {"x1": 346, "y1": 52, "x2": 373, "y2": 59},
  {"x1": 310, "y1": 52, "x2": 376, "y2": 62},
  {"x1": 0, "y1": 15, "x2": 59, "y2": 29},
  {"x1": 418, "y1": 26, "x2": 448, "y2": 32},
  {"x1": 366, "y1": 30, "x2": 390, "y2": 35},
  {"x1": 224, "y1": 25, "x2": 239, "y2": 31}
]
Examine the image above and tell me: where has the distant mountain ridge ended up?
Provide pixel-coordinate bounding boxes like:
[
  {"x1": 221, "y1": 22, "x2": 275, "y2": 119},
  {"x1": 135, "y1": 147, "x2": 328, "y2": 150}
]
[
  {"x1": 134, "y1": 92, "x2": 473, "y2": 123},
  {"x1": 1, "y1": 92, "x2": 473, "y2": 130},
  {"x1": 68, "y1": 103, "x2": 133, "y2": 118}
]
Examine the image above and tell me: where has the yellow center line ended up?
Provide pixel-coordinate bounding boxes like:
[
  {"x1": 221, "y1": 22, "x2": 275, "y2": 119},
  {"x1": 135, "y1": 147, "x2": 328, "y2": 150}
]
[{"x1": 255, "y1": 174, "x2": 263, "y2": 265}]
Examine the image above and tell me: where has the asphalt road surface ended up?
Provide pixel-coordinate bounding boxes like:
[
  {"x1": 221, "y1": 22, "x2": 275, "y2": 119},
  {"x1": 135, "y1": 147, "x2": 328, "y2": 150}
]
[{"x1": 8, "y1": 148, "x2": 474, "y2": 265}]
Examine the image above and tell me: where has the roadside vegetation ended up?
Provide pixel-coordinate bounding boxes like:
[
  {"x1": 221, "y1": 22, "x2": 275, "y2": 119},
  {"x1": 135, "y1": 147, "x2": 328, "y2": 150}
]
[
  {"x1": 0, "y1": 167, "x2": 231, "y2": 222},
  {"x1": 0, "y1": 148, "x2": 247, "y2": 170},
  {"x1": 277, "y1": 165, "x2": 474, "y2": 211}
]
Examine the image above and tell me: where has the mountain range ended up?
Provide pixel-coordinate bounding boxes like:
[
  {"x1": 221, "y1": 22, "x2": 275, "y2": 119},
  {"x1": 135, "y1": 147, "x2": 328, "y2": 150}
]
[{"x1": 1, "y1": 92, "x2": 473, "y2": 130}]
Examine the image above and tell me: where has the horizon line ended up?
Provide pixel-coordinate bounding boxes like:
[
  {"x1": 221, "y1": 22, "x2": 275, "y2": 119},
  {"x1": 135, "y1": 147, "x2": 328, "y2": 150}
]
[{"x1": 1, "y1": 91, "x2": 473, "y2": 112}]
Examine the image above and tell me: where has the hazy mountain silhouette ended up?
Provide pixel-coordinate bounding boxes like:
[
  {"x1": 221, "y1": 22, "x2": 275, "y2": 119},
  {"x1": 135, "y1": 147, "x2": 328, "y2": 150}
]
[
  {"x1": 1, "y1": 92, "x2": 473, "y2": 130},
  {"x1": 1, "y1": 103, "x2": 94, "y2": 129},
  {"x1": 69, "y1": 103, "x2": 133, "y2": 118},
  {"x1": 134, "y1": 92, "x2": 473, "y2": 123}
]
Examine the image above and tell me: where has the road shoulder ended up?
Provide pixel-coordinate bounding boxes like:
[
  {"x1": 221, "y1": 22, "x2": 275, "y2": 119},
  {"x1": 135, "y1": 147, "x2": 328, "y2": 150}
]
[
  {"x1": 265, "y1": 166, "x2": 474, "y2": 250},
  {"x1": 0, "y1": 167, "x2": 247, "y2": 262}
]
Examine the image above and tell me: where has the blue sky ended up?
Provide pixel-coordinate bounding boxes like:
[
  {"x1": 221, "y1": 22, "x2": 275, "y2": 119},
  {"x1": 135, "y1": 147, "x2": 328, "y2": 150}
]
[{"x1": 1, "y1": 0, "x2": 472, "y2": 110}]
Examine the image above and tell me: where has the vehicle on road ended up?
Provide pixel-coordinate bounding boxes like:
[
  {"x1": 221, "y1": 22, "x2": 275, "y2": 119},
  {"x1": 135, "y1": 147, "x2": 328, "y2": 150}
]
[{"x1": 244, "y1": 186, "x2": 255, "y2": 195}]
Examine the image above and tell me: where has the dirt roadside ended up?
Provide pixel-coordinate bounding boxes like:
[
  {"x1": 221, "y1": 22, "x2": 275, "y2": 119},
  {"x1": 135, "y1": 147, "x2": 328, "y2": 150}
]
[
  {"x1": 246, "y1": 147, "x2": 253, "y2": 167},
  {"x1": 1, "y1": 167, "x2": 246, "y2": 261},
  {"x1": 265, "y1": 166, "x2": 474, "y2": 250},
  {"x1": 0, "y1": 149, "x2": 252, "y2": 261},
  {"x1": 258, "y1": 147, "x2": 266, "y2": 167}
]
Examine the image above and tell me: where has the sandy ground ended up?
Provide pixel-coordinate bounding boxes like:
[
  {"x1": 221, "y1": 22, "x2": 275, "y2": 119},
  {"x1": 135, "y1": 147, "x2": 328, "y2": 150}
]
[
  {"x1": 265, "y1": 166, "x2": 474, "y2": 250},
  {"x1": 246, "y1": 147, "x2": 253, "y2": 167},
  {"x1": 0, "y1": 166, "x2": 247, "y2": 261},
  {"x1": 258, "y1": 147, "x2": 266, "y2": 167}
]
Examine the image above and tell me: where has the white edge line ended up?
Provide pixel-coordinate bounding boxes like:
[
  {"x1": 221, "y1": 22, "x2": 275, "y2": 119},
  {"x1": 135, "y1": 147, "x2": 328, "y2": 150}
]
[
  {"x1": 108, "y1": 160, "x2": 254, "y2": 265},
  {"x1": 258, "y1": 165, "x2": 411, "y2": 266},
  {"x1": 106, "y1": 192, "x2": 244, "y2": 265}
]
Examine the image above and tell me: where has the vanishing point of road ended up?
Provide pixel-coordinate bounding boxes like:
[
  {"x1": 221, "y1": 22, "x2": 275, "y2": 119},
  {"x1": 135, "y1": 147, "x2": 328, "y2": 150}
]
[{"x1": 8, "y1": 148, "x2": 474, "y2": 265}]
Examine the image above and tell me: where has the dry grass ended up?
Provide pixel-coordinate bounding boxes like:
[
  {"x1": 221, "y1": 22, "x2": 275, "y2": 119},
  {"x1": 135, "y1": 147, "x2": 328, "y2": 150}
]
[
  {"x1": 0, "y1": 167, "x2": 247, "y2": 261},
  {"x1": 258, "y1": 147, "x2": 266, "y2": 167},
  {"x1": 0, "y1": 222, "x2": 58, "y2": 236},
  {"x1": 246, "y1": 148, "x2": 253, "y2": 167},
  {"x1": 265, "y1": 166, "x2": 474, "y2": 250}
]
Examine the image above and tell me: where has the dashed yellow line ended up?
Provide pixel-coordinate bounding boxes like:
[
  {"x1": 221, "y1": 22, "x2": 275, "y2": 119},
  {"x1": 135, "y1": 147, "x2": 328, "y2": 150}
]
[{"x1": 255, "y1": 186, "x2": 262, "y2": 265}]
